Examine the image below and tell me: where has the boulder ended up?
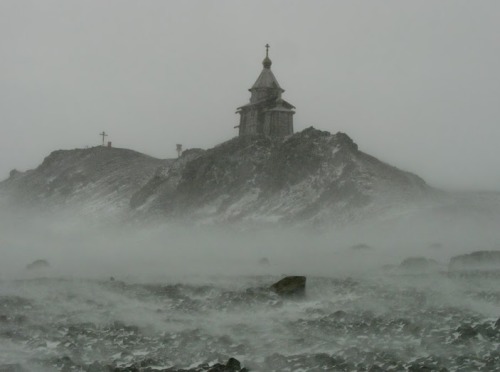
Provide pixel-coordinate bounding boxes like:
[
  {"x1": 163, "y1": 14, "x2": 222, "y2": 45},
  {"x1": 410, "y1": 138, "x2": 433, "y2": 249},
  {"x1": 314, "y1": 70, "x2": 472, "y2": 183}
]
[
  {"x1": 258, "y1": 257, "x2": 270, "y2": 265},
  {"x1": 208, "y1": 358, "x2": 243, "y2": 372},
  {"x1": 26, "y1": 259, "x2": 50, "y2": 270},
  {"x1": 270, "y1": 276, "x2": 306, "y2": 297},
  {"x1": 225, "y1": 358, "x2": 241, "y2": 371},
  {"x1": 449, "y1": 250, "x2": 500, "y2": 271}
]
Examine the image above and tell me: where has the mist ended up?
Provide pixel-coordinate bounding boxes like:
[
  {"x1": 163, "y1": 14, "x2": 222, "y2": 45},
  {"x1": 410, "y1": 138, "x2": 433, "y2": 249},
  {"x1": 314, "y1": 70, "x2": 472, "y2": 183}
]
[
  {"x1": 1, "y1": 204, "x2": 499, "y2": 281},
  {"x1": 1, "y1": 205, "x2": 500, "y2": 370},
  {"x1": 2, "y1": 1, "x2": 500, "y2": 370}
]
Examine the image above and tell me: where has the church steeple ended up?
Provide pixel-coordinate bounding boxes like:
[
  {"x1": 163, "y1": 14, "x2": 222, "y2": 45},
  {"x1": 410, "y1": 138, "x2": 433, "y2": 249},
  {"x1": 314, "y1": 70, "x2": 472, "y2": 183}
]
[
  {"x1": 236, "y1": 45, "x2": 295, "y2": 137},
  {"x1": 249, "y1": 44, "x2": 284, "y2": 103},
  {"x1": 262, "y1": 44, "x2": 272, "y2": 69}
]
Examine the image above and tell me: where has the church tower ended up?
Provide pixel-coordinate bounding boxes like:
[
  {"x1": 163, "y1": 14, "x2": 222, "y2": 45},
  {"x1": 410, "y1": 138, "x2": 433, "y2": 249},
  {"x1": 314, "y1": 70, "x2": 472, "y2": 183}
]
[{"x1": 236, "y1": 45, "x2": 295, "y2": 137}]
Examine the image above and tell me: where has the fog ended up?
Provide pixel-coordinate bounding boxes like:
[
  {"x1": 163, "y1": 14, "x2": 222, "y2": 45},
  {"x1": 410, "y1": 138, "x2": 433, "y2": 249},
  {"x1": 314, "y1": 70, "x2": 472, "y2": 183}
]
[
  {"x1": 2, "y1": 1, "x2": 500, "y2": 369},
  {"x1": 1, "y1": 1, "x2": 500, "y2": 191},
  {"x1": 1, "y1": 206, "x2": 500, "y2": 370},
  {"x1": 1, "y1": 205, "x2": 499, "y2": 282}
]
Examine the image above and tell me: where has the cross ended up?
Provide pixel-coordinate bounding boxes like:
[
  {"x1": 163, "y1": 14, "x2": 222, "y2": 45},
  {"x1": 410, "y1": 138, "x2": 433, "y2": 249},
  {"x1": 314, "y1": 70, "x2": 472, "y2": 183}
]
[
  {"x1": 99, "y1": 131, "x2": 108, "y2": 146},
  {"x1": 265, "y1": 44, "x2": 270, "y2": 57}
]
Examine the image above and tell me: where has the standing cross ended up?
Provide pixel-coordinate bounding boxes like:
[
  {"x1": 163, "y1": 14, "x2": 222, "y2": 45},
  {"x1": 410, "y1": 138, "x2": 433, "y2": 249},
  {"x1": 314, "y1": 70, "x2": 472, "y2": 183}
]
[
  {"x1": 265, "y1": 44, "x2": 270, "y2": 57},
  {"x1": 99, "y1": 131, "x2": 108, "y2": 146}
]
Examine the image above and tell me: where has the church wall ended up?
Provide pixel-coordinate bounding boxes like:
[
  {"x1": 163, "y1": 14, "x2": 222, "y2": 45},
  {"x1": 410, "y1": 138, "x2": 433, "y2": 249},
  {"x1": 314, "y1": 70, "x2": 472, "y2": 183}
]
[
  {"x1": 240, "y1": 108, "x2": 293, "y2": 137},
  {"x1": 264, "y1": 111, "x2": 294, "y2": 137},
  {"x1": 239, "y1": 110, "x2": 260, "y2": 135}
]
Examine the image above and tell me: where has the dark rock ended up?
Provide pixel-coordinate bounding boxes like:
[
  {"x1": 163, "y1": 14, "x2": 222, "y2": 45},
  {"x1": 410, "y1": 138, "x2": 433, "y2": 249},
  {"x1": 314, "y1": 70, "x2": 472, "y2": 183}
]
[
  {"x1": 258, "y1": 257, "x2": 270, "y2": 265},
  {"x1": 332, "y1": 310, "x2": 347, "y2": 319},
  {"x1": 225, "y1": 357, "x2": 241, "y2": 371},
  {"x1": 350, "y1": 243, "x2": 372, "y2": 250},
  {"x1": 457, "y1": 324, "x2": 478, "y2": 339},
  {"x1": 495, "y1": 318, "x2": 500, "y2": 329},
  {"x1": 270, "y1": 276, "x2": 306, "y2": 297},
  {"x1": 26, "y1": 259, "x2": 50, "y2": 270},
  {"x1": 449, "y1": 250, "x2": 500, "y2": 271}
]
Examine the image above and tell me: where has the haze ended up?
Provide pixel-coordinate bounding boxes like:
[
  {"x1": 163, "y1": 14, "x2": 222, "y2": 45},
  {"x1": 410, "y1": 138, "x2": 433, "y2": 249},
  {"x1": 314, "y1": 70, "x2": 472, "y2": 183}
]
[{"x1": 1, "y1": 1, "x2": 499, "y2": 190}]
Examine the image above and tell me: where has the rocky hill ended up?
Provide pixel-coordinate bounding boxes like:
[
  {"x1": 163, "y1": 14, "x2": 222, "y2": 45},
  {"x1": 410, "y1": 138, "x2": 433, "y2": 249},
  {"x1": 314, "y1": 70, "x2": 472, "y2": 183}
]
[
  {"x1": 0, "y1": 128, "x2": 438, "y2": 225},
  {"x1": 0, "y1": 146, "x2": 166, "y2": 216},
  {"x1": 130, "y1": 128, "x2": 432, "y2": 225}
]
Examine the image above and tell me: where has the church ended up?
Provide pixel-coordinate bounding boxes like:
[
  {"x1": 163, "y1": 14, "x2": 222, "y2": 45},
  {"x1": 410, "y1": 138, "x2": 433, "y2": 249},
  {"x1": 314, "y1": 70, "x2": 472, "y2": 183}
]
[{"x1": 236, "y1": 45, "x2": 295, "y2": 137}]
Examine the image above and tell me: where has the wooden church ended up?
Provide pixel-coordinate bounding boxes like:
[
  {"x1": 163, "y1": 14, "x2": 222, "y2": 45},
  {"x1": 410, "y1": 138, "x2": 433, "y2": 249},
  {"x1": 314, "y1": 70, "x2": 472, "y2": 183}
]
[{"x1": 236, "y1": 45, "x2": 295, "y2": 137}]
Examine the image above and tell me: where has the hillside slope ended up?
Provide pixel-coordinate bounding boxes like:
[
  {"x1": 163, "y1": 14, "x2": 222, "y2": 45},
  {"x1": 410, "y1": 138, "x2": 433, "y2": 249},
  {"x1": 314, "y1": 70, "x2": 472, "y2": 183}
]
[
  {"x1": 0, "y1": 146, "x2": 167, "y2": 216},
  {"x1": 130, "y1": 128, "x2": 433, "y2": 225}
]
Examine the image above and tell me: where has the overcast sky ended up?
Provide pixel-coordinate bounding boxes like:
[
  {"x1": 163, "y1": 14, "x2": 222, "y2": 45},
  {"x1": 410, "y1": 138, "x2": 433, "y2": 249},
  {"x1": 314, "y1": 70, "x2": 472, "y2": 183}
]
[{"x1": 1, "y1": 1, "x2": 499, "y2": 190}]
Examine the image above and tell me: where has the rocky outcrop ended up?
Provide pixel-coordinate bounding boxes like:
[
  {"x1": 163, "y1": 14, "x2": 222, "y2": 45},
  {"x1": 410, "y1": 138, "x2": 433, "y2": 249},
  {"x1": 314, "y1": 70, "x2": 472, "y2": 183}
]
[
  {"x1": 130, "y1": 127, "x2": 432, "y2": 225},
  {"x1": 270, "y1": 276, "x2": 306, "y2": 297},
  {"x1": 0, "y1": 146, "x2": 166, "y2": 216},
  {"x1": 449, "y1": 251, "x2": 500, "y2": 271},
  {"x1": 26, "y1": 259, "x2": 50, "y2": 270}
]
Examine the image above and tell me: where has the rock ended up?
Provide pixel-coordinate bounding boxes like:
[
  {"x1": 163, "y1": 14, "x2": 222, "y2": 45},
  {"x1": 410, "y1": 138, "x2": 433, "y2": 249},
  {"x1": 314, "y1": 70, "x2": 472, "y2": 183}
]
[
  {"x1": 332, "y1": 310, "x2": 347, "y2": 319},
  {"x1": 225, "y1": 357, "x2": 241, "y2": 371},
  {"x1": 258, "y1": 257, "x2": 270, "y2": 265},
  {"x1": 495, "y1": 318, "x2": 500, "y2": 329},
  {"x1": 456, "y1": 324, "x2": 478, "y2": 339},
  {"x1": 26, "y1": 259, "x2": 50, "y2": 270},
  {"x1": 208, "y1": 360, "x2": 244, "y2": 372},
  {"x1": 270, "y1": 276, "x2": 306, "y2": 297},
  {"x1": 449, "y1": 250, "x2": 500, "y2": 271}
]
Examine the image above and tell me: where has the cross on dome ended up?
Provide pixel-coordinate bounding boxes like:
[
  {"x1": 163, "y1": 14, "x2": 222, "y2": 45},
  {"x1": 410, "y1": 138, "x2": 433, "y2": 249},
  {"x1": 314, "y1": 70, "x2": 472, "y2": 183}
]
[{"x1": 263, "y1": 43, "x2": 272, "y2": 69}]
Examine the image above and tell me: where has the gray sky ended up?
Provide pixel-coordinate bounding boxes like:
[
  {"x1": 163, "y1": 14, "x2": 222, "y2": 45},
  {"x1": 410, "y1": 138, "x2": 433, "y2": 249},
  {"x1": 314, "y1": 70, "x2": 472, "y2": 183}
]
[{"x1": 1, "y1": 1, "x2": 499, "y2": 190}]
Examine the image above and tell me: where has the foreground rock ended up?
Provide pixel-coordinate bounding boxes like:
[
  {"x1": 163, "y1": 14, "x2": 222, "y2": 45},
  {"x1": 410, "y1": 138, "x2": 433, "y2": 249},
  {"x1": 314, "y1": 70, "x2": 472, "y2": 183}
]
[
  {"x1": 1, "y1": 277, "x2": 500, "y2": 371},
  {"x1": 449, "y1": 250, "x2": 500, "y2": 271},
  {"x1": 270, "y1": 276, "x2": 306, "y2": 297},
  {"x1": 80, "y1": 357, "x2": 247, "y2": 372}
]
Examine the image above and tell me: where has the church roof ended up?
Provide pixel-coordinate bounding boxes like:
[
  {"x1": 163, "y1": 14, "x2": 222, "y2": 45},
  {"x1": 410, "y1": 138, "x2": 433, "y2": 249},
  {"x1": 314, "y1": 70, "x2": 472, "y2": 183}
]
[
  {"x1": 236, "y1": 98, "x2": 295, "y2": 111},
  {"x1": 250, "y1": 68, "x2": 284, "y2": 92},
  {"x1": 250, "y1": 44, "x2": 284, "y2": 92}
]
